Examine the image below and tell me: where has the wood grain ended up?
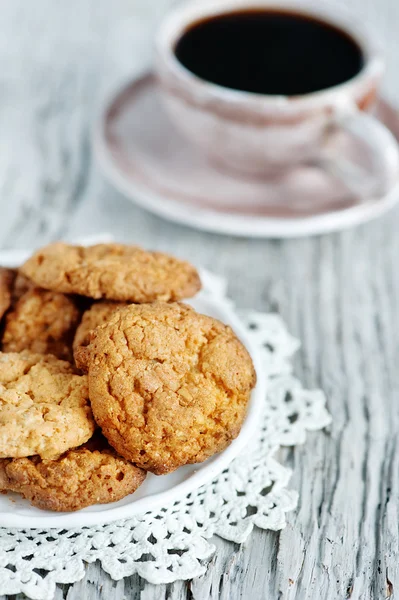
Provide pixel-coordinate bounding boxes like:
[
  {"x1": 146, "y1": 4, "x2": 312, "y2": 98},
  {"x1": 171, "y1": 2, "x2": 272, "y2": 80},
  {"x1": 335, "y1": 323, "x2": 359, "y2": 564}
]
[{"x1": 1, "y1": 0, "x2": 399, "y2": 598}]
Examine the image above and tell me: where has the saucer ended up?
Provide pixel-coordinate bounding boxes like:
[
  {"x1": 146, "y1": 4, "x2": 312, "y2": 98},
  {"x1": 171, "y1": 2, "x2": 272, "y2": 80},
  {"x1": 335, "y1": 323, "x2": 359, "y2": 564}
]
[{"x1": 95, "y1": 73, "x2": 399, "y2": 238}]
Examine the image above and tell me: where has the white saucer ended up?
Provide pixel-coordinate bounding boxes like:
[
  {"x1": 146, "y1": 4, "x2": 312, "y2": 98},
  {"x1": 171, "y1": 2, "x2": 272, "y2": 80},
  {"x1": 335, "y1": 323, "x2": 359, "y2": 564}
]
[
  {"x1": 0, "y1": 249, "x2": 265, "y2": 529},
  {"x1": 94, "y1": 72, "x2": 399, "y2": 238}
]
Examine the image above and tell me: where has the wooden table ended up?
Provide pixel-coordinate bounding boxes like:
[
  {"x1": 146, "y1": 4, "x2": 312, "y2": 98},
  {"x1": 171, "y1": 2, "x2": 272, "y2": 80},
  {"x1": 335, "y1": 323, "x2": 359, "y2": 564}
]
[{"x1": 1, "y1": 1, "x2": 399, "y2": 598}]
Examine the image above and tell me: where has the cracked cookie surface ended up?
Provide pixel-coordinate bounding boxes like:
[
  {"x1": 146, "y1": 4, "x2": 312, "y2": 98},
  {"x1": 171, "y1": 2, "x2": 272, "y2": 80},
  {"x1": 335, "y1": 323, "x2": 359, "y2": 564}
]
[
  {"x1": 85, "y1": 302, "x2": 256, "y2": 474},
  {"x1": 0, "y1": 352, "x2": 95, "y2": 459},
  {"x1": 0, "y1": 435, "x2": 146, "y2": 511},
  {"x1": 73, "y1": 301, "x2": 127, "y2": 369},
  {"x1": 20, "y1": 242, "x2": 201, "y2": 302},
  {"x1": 2, "y1": 288, "x2": 81, "y2": 361}
]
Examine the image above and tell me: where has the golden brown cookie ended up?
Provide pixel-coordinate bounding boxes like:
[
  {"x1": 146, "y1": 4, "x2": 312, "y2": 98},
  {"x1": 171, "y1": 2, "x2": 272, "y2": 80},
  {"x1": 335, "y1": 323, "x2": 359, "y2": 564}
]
[
  {"x1": 12, "y1": 272, "x2": 34, "y2": 302},
  {"x1": 0, "y1": 458, "x2": 9, "y2": 491},
  {"x1": 2, "y1": 288, "x2": 81, "y2": 361},
  {"x1": 73, "y1": 301, "x2": 127, "y2": 369},
  {"x1": 0, "y1": 436, "x2": 146, "y2": 511},
  {"x1": 84, "y1": 302, "x2": 256, "y2": 474},
  {"x1": 20, "y1": 242, "x2": 201, "y2": 302},
  {"x1": 0, "y1": 268, "x2": 16, "y2": 322},
  {"x1": 0, "y1": 351, "x2": 95, "y2": 459}
]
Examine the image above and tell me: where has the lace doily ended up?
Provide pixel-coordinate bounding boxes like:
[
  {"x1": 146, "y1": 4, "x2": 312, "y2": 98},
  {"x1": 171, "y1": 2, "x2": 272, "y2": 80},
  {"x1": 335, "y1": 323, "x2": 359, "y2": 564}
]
[{"x1": 0, "y1": 272, "x2": 331, "y2": 600}]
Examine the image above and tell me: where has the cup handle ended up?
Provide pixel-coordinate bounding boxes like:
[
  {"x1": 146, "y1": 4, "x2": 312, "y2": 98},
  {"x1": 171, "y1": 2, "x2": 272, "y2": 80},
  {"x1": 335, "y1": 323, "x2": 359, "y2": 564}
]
[{"x1": 318, "y1": 106, "x2": 399, "y2": 197}]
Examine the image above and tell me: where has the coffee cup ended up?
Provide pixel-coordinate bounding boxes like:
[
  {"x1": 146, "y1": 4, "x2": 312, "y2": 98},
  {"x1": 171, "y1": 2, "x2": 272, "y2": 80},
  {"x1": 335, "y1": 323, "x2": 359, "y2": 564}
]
[{"x1": 155, "y1": 0, "x2": 399, "y2": 196}]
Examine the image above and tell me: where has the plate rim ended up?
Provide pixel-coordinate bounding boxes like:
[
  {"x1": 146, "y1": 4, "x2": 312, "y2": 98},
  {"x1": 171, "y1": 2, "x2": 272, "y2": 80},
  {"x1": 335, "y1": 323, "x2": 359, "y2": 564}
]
[
  {"x1": 93, "y1": 73, "x2": 399, "y2": 239},
  {"x1": 0, "y1": 251, "x2": 265, "y2": 529}
]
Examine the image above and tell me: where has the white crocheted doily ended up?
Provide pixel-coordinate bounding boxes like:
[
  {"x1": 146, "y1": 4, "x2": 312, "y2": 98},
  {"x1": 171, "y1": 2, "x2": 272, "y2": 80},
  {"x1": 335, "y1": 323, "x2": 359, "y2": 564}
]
[{"x1": 0, "y1": 271, "x2": 331, "y2": 600}]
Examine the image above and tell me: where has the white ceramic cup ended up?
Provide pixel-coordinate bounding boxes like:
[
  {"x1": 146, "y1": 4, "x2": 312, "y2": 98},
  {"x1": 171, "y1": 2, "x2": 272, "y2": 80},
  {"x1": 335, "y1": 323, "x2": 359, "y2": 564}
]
[{"x1": 155, "y1": 0, "x2": 399, "y2": 196}]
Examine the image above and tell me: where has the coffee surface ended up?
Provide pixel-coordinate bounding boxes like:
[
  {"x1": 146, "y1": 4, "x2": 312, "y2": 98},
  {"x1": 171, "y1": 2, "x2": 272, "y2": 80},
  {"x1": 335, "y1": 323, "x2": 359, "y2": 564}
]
[{"x1": 174, "y1": 10, "x2": 364, "y2": 96}]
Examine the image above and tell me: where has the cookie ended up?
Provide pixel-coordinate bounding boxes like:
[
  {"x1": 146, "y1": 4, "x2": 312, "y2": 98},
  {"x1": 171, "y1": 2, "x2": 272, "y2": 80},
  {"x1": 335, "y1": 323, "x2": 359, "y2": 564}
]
[
  {"x1": 0, "y1": 352, "x2": 95, "y2": 459},
  {"x1": 73, "y1": 301, "x2": 127, "y2": 369},
  {"x1": 20, "y1": 242, "x2": 201, "y2": 302},
  {"x1": 0, "y1": 268, "x2": 35, "y2": 325},
  {"x1": 84, "y1": 302, "x2": 256, "y2": 474},
  {"x1": 2, "y1": 288, "x2": 81, "y2": 361},
  {"x1": 0, "y1": 436, "x2": 146, "y2": 512},
  {"x1": 12, "y1": 272, "x2": 34, "y2": 302},
  {"x1": 0, "y1": 268, "x2": 16, "y2": 322}
]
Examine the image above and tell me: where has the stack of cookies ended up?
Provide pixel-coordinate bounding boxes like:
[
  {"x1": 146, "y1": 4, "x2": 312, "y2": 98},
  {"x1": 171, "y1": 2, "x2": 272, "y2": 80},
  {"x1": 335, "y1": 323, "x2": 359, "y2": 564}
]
[{"x1": 0, "y1": 242, "x2": 256, "y2": 512}]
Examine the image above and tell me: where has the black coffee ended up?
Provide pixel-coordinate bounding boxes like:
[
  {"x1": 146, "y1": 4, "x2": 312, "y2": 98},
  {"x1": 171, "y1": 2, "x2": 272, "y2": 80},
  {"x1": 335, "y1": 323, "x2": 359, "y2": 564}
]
[{"x1": 174, "y1": 10, "x2": 364, "y2": 96}]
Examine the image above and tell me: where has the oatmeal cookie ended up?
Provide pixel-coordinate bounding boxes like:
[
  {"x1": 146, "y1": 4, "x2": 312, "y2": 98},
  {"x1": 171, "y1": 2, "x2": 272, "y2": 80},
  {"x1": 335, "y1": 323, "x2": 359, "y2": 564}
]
[
  {"x1": 20, "y1": 242, "x2": 201, "y2": 302},
  {"x1": 0, "y1": 268, "x2": 16, "y2": 322},
  {"x1": 12, "y1": 272, "x2": 34, "y2": 302},
  {"x1": 0, "y1": 352, "x2": 95, "y2": 459},
  {"x1": 85, "y1": 302, "x2": 256, "y2": 474},
  {"x1": 2, "y1": 288, "x2": 81, "y2": 361},
  {"x1": 73, "y1": 301, "x2": 127, "y2": 369},
  {"x1": 0, "y1": 436, "x2": 146, "y2": 511},
  {"x1": 0, "y1": 268, "x2": 36, "y2": 325}
]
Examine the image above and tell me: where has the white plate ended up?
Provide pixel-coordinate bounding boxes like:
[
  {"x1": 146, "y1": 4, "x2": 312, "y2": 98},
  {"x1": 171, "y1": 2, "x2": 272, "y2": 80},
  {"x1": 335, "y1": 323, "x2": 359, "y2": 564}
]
[
  {"x1": 0, "y1": 250, "x2": 265, "y2": 529},
  {"x1": 94, "y1": 73, "x2": 399, "y2": 238}
]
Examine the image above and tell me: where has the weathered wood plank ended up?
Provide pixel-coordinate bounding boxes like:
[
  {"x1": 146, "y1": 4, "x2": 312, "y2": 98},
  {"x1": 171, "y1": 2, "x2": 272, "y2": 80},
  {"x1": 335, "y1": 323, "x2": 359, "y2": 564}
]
[{"x1": 1, "y1": 0, "x2": 399, "y2": 599}]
